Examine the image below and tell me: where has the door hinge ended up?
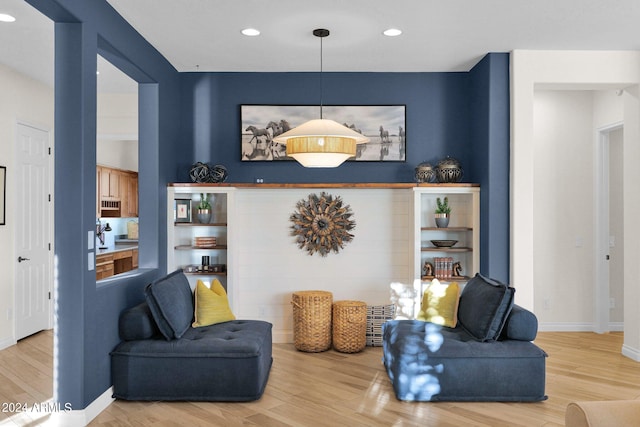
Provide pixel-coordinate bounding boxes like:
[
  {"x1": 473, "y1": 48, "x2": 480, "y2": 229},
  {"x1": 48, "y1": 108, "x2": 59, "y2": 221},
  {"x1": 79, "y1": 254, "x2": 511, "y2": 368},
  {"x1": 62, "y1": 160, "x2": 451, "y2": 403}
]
[
  {"x1": 606, "y1": 255, "x2": 610, "y2": 260},
  {"x1": 48, "y1": 292, "x2": 51, "y2": 300},
  {"x1": 48, "y1": 243, "x2": 51, "y2": 251},
  {"x1": 48, "y1": 194, "x2": 51, "y2": 202},
  {"x1": 48, "y1": 147, "x2": 51, "y2": 155}
]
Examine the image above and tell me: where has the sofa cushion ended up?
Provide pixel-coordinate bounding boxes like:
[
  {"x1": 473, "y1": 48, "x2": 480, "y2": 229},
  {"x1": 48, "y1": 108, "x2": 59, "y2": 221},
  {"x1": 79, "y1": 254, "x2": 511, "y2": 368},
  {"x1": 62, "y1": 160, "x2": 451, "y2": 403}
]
[
  {"x1": 145, "y1": 270, "x2": 193, "y2": 340},
  {"x1": 416, "y1": 279, "x2": 460, "y2": 328},
  {"x1": 111, "y1": 320, "x2": 273, "y2": 402},
  {"x1": 382, "y1": 319, "x2": 548, "y2": 402},
  {"x1": 119, "y1": 302, "x2": 159, "y2": 341},
  {"x1": 193, "y1": 279, "x2": 236, "y2": 327},
  {"x1": 457, "y1": 273, "x2": 514, "y2": 342},
  {"x1": 501, "y1": 304, "x2": 538, "y2": 341}
]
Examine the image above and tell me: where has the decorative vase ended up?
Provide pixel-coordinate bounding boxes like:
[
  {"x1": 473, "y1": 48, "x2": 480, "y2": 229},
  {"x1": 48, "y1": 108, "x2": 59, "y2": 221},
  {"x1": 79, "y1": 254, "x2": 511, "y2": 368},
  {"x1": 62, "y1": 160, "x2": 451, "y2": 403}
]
[
  {"x1": 414, "y1": 162, "x2": 435, "y2": 183},
  {"x1": 197, "y1": 209, "x2": 211, "y2": 224},
  {"x1": 435, "y1": 213, "x2": 450, "y2": 228}
]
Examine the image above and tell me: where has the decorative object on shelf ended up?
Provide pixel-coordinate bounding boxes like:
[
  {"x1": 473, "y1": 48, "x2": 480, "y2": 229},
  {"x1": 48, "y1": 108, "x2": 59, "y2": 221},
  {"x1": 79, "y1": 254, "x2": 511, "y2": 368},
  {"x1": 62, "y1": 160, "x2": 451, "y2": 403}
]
[
  {"x1": 270, "y1": 29, "x2": 371, "y2": 167},
  {"x1": 430, "y1": 239, "x2": 458, "y2": 248},
  {"x1": 414, "y1": 162, "x2": 435, "y2": 183},
  {"x1": 435, "y1": 196, "x2": 451, "y2": 228},
  {"x1": 175, "y1": 199, "x2": 192, "y2": 223},
  {"x1": 452, "y1": 261, "x2": 463, "y2": 278},
  {"x1": 189, "y1": 162, "x2": 210, "y2": 183},
  {"x1": 189, "y1": 162, "x2": 228, "y2": 183},
  {"x1": 435, "y1": 156, "x2": 464, "y2": 183},
  {"x1": 289, "y1": 192, "x2": 356, "y2": 256},
  {"x1": 433, "y1": 256, "x2": 454, "y2": 280},
  {"x1": 209, "y1": 164, "x2": 228, "y2": 183},
  {"x1": 197, "y1": 193, "x2": 212, "y2": 223},
  {"x1": 194, "y1": 237, "x2": 217, "y2": 248},
  {"x1": 423, "y1": 261, "x2": 434, "y2": 278}
]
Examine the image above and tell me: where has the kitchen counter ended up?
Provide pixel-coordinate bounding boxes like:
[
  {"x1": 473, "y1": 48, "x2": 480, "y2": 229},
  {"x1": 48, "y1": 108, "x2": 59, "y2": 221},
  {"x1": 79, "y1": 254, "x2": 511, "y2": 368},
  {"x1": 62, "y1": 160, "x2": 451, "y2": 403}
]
[
  {"x1": 97, "y1": 243, "x2": 138, "y2": 255},
  {"x1": 96, "y1": 244, "x2": 139, "y2": 280}
]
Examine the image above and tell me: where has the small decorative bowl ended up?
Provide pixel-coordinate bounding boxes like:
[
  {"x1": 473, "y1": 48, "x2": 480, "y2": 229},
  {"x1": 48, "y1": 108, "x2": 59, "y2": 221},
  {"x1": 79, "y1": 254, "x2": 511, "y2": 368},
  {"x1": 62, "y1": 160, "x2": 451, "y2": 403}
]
[{"x1": 430, "y1": 239, "x2": 458, "y2": 248}]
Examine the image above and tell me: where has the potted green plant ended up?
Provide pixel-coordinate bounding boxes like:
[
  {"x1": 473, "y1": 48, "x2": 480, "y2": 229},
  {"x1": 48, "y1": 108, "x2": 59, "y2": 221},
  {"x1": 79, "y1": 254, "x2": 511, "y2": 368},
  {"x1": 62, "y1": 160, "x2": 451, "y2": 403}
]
[
  {"x1": 197, "y1": 193, "x2": 212, "y2": 224},
  {"x1": 435, "y1": 196, "x2": 451, "y2": 228}
]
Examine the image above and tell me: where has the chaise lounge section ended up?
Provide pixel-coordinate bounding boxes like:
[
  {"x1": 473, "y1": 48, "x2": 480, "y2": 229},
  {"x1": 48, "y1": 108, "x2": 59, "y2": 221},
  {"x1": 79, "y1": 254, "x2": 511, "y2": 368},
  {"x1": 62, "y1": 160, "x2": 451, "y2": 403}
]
[
  {"x1": 111, "y1": 270, "x2": 273, "y2": 401},
  {"x1": 382, "y1": 274, "x2": 547, "y2": 402}
]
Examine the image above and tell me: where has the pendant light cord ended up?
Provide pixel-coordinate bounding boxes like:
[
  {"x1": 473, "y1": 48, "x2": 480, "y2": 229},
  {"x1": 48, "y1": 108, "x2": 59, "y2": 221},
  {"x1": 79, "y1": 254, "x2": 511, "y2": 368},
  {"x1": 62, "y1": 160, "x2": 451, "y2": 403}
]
[
  {"x1": 313, "y1": 28, "x2": 330, "y2": 120},
  {"x1": 319, "y1": 32, "x2": 324, "y2": 119}
]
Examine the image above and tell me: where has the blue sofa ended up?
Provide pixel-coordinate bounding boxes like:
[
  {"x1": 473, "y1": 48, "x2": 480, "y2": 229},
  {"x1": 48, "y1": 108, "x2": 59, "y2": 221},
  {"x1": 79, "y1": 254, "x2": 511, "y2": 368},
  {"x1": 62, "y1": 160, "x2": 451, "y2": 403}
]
[
  {"x1": 111, "y1": 270, "x2": 273, "y2": 401},
  {"x1": 382, "y1": 274, "x2": 547, "y2": 402}
]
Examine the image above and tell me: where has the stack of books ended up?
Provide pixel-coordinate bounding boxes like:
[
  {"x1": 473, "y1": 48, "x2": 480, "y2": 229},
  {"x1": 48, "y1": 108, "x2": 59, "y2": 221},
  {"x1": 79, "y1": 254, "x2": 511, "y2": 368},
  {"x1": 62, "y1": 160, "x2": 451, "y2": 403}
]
[{"x1": 433, "y1": 257, "x2": 454, "y2": 280}]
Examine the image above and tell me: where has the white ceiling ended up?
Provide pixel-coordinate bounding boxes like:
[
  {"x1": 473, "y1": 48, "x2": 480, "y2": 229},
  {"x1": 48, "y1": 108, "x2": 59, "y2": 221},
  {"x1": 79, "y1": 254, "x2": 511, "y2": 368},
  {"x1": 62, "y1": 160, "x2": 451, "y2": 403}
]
[{"x1": 2, "y1": 0, "x2": 640, "y2": 91}]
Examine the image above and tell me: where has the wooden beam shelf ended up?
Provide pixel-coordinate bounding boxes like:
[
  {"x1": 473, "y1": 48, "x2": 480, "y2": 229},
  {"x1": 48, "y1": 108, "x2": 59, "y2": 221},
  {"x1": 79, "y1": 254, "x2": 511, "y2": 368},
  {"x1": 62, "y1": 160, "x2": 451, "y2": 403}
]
[{"x1": 168, "y1": 182, "x2": 480, "y2": 189}]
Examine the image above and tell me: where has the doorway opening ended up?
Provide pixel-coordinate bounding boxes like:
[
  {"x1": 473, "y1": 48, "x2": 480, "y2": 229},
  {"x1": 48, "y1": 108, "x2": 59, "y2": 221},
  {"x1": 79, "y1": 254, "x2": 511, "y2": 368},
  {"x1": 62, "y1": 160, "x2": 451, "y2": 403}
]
[{"x1": 595, "y1": 123, "x2": 624, "y2": 333}]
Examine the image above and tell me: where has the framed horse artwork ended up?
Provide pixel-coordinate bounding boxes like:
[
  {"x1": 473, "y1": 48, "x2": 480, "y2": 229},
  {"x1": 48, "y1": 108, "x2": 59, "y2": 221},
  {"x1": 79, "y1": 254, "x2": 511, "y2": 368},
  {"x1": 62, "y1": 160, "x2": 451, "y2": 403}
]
[{"x1": 240, "y1": 105, "x2": 406, "y2": 162}]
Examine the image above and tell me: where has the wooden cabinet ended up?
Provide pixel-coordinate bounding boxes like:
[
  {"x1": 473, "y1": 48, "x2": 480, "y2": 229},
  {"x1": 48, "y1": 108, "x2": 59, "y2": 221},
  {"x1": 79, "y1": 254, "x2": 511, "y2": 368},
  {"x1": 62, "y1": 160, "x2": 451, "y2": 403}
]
[
  {"x1": 96, "y1": 248, "x2": 138, "y2": 280},
  {"x1": 97, "y1": 165, "x2": 138, "y2": 218},
  {"x1": 413, "y1": 185, "x2": 480, "y2": 284},
  {"x1": 167, "y1": 186, "x2": 235, "y2": 300},
  {"x1": 96, "y1": 253, "x2": 115, "y2": 280}
]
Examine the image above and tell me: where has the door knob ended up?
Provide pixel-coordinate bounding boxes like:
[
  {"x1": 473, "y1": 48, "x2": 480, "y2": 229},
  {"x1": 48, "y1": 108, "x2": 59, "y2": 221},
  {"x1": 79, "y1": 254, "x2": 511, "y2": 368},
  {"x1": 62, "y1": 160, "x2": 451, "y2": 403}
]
[{"x1": 17, "y1": 256, "x2": 30, "y2": 262}]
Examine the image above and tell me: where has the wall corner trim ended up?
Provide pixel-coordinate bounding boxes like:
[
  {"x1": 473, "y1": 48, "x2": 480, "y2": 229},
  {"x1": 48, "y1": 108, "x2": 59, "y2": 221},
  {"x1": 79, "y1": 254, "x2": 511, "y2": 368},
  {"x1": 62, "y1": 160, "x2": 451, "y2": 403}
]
[{"x1": 49, "y1": 386, "x2": 114, "y2": 426}]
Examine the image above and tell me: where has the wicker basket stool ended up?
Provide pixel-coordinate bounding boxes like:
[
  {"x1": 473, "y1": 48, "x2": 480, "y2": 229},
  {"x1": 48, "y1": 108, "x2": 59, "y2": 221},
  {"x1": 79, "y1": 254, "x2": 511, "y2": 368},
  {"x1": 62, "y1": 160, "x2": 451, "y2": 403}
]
[
  {"x1": 332, "y1": 300, "x2": 367, "y2": 353},
  {"x1": 291, "y1": 290, "x2": 333, "y2": 352}
]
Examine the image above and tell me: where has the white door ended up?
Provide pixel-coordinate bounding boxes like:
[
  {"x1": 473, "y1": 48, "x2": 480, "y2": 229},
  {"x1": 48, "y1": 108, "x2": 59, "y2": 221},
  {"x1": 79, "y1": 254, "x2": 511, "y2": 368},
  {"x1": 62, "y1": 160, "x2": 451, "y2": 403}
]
[{"x1": 15, "y1": 123, "x2": 51, "y2": 340}]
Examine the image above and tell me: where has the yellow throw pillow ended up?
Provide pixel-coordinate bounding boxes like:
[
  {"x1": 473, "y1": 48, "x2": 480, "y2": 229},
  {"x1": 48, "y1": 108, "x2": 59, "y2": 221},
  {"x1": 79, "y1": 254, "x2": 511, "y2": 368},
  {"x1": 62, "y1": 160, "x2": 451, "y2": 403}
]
[
  {"x1": 192, "y1": 279, "x2": 236, "y2": 327},
  {"x1": 416, "y1": 279, "x2": 460, "y2": 328}
]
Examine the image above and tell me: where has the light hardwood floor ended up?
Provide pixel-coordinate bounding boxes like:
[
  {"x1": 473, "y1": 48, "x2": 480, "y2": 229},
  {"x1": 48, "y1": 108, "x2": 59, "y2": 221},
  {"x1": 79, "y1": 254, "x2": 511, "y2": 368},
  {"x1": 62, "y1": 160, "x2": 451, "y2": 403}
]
[{"x1": 1, "y1": 331, "x2": 639, "y2": 426}]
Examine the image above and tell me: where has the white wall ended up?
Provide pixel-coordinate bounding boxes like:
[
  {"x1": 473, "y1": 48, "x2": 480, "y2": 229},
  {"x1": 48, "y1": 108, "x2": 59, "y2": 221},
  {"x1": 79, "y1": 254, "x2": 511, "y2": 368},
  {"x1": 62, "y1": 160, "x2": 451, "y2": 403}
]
[
  {"x1": 0, "y1": 64, "x2": 53, "y2": 349},
  {"x1": 533, "y1": 90, "x2": 595, "y2": 326},
  {"x1": 512, "y1": 50, "x2": 640, "y2": 360},
  {"x1": 97, "y1": 93, "x2": 138, "y2": 172},
  {"x1": 234, "y1": 188, "x2": 412, "y2": 343}
]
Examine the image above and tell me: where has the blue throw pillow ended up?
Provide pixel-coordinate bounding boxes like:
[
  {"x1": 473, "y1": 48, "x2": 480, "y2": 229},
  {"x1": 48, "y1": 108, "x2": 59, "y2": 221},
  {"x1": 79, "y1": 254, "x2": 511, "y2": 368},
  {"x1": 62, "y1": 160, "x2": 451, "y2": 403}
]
[
  {"x1": 457, "y1": 273, "x2": 514, "y2": 342},
  {"x1": 145, "y1": 270, "x2": 194, "y2": 340}
]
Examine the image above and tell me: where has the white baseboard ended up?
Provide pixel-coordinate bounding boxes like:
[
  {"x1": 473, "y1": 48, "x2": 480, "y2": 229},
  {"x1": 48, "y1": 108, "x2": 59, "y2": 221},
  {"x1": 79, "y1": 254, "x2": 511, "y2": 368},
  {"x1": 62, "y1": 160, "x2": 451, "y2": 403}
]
[
  {"x1": 538, "y1": 322, "x2": 594, "y2": 332},
  {"x1": 622, "y1": 344, "x2": 640, "y2": 362},
  {"x1": 273, "y1": 330, "x2": 293, "y2": 344},
  {"x1": 0, "y1": 335, "x2": 17, "y2": 351},
  {"x1": 49, "y1": 386, "x2": 114, "y2": 427},
  {"x1": 538, "y1": 322, "x2": 625, "y2": 332}
]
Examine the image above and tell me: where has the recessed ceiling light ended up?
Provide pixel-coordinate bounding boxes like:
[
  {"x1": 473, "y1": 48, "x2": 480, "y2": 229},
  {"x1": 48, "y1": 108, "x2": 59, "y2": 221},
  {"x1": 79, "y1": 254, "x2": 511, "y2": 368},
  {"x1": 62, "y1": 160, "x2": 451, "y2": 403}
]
[
  {"x1": 383, "y1": 28, "x2": 402, "y2": 37},
  {"x1": 241, "y1": 28, "x2": 260, "y2": 36},
  {"x1": 0, "y1": 13, "x2": 16, "y2": 23}
]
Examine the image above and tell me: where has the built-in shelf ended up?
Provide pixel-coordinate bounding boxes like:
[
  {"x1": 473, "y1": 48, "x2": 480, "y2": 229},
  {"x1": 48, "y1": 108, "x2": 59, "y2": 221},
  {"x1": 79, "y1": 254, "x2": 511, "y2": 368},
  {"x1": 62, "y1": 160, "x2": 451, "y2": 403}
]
[
  {"x1": 174, "y1": 222, "x2": 227, "y2": 227},
  {"x1": 174, "y1": 245, "x2": 228, "y2": 250},
  {"x1": 421, "y1": 247, "x2": 472, "y2": 252},
  {"x1": 413, "y1": 187, "x2": 480, "y2": 283},
  {"x1": 421, "y1": 226, "x2": 472, "y2": 231}
]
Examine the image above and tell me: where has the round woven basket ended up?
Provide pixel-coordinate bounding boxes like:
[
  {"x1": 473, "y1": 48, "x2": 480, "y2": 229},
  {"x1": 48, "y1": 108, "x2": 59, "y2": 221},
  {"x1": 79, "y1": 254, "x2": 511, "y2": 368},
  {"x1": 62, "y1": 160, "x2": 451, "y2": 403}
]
[
  {"x1": 332, "y1": 300, "x2": 367, "y2": 353},
  {"x1": 291, "y1": 290, "x2": 333, "y2": 352}
]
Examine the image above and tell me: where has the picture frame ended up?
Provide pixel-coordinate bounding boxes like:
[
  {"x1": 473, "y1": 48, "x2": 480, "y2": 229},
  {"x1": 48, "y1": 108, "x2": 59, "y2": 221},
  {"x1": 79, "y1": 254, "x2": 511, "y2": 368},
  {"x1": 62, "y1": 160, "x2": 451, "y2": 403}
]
[
  {"x1": 241, "y1": 105, "x2": 406, "y2": 162},
  {"x1": 175, "y1": 199, "x2": 191, "y2": 223},
  {"x1": 0, "y1": 166, "x2": 5, "y2": 225}
]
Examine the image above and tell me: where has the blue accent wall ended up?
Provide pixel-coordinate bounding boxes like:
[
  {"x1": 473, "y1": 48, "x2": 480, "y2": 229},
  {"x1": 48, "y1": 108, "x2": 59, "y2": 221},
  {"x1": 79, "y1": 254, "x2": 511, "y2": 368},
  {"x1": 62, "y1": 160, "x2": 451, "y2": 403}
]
[
  {"x1": 469, "y1": 53, "x2": 511, "y2": 283},
  {"x1": 29, "y1": 0, "x2": 510, "y2": 411},
  {"x1": 28, "y1": 0, "x2": 182, "y2": 410},
  {"x1": 179, "y1": 72, "x2": 474, "y2": 183}
]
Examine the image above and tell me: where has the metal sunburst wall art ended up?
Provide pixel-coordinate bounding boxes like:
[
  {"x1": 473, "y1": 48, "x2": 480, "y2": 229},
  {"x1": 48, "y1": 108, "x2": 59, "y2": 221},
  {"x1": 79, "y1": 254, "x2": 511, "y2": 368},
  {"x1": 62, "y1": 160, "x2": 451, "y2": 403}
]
[{"x1": 290, "y1": 192, "x2": 356, "y2": 257}]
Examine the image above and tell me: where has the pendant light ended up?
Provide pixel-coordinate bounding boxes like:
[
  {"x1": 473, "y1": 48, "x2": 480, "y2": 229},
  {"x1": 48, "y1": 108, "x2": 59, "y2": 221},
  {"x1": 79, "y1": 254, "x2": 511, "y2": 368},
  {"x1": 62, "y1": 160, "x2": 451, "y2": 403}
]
[{"x1": 273, "y1": 29, "x2": 369, "y2": 167}]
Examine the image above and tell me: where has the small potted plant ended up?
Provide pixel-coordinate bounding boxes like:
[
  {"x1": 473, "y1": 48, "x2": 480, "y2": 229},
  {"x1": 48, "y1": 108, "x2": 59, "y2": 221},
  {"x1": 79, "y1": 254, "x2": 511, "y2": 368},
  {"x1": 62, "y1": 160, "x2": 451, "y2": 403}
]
[
  {"x1": 435, "y1": 196, "x2": 451, "y2": 228},
  {"x1": 197, "y1": 193, "x2": 212, "y2": 224}
]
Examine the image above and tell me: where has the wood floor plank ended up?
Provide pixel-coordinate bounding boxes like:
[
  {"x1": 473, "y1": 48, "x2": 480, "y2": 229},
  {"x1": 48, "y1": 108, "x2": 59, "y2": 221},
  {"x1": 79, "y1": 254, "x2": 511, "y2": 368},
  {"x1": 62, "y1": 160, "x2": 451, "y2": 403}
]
[{"x1": 2, "y1": 331, "x2": 640, "y2": 426}]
